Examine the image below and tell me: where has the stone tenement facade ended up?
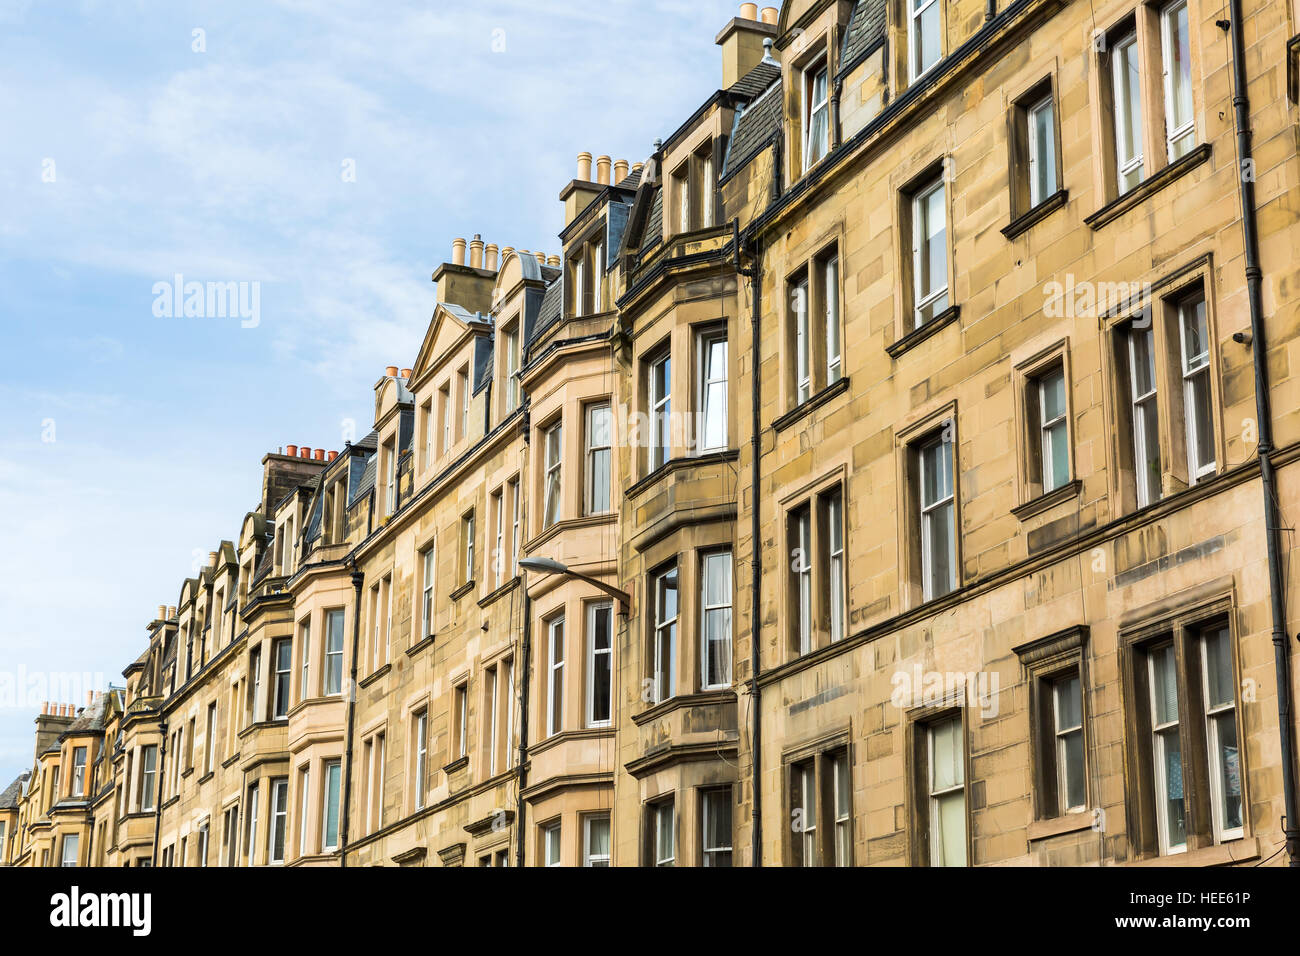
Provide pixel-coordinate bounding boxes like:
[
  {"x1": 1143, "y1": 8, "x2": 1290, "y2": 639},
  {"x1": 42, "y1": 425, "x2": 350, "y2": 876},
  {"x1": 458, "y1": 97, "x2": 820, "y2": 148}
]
[{"x1": 4, "y1": 0, "x2": 1300, "y2": 867}]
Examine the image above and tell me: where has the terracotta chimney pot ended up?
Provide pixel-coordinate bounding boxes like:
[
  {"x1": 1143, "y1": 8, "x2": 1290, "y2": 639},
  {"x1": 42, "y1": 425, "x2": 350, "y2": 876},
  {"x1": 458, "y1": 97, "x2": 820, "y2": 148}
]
[
  {"x1": 760, "y1": 6, "x2": 778, "y2": 24},
  {"x1": 286, "y1": 444, "x2": 299, "y2": 457},
  {"x1": 314, "y1": 449, "x2": 326, "y2": 461},
  {"x1": 740, "y1": 3, "x2": 758, "y2": 19},
  {"x1": 328, "y1": 451, "x2": 339, "y2": 462},
  {"x1": 385, "y1": 365, "x2": 399, "y2": 378}
]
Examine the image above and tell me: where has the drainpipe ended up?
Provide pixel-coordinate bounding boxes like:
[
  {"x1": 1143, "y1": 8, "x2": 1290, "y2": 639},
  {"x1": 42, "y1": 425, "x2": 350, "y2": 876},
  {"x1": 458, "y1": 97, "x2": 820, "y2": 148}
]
[
  {"x1": 734, "y1": 218, "x2": 763, "y2": 866},
  {"x1": 338, "y1": 560, "x2": 364, "y2": 867},
  {"x1": 514, "y1": 586, "x2": 533, "y2": 868},
  {"x1": 1220, "y1": 1, "x2": 1300, "y2": 866},
  {"x1": 150, "y1": 719, "x2": 167, "y2": 867}
]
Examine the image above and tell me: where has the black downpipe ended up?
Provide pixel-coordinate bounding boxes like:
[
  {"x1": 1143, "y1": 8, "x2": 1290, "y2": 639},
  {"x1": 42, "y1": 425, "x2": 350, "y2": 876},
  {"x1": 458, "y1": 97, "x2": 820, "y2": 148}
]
[
  {"x1": 150, "y1": 720, "x2": 167, "y2": 867},
  {"x1": 1222, "y1": 1, "x2": 1300, "y2": 865},
  {"x1": 515, "y1": 587, "x2": 533, "y2": 868},
  {"x1": 734, "y1": 219, "x2": 763, "y2": 866},
  {"x1": 338, "y1": 563, "x2": 364, "y2": 867}
]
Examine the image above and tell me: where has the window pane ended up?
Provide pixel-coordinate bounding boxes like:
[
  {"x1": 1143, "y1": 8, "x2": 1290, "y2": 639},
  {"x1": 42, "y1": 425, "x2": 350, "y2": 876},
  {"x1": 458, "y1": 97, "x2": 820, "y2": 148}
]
[
  {"x1": 934, "y1": 792, "x2": 966, "y2": 866},
  {"x1": 1204, "y1": 627, "x2": 1233, "y2": 708},
  {"x1": 1031, "y1": 99, "x2": 1056, "y2": 201},
  {"x1": 1151, "y1": 643, "x2": 1179, "y2": 725},
  {"x1": 926, "y1": 500, "x2": 954, "y2": 598},
  {"x1": 1212, "y1": 712, "x2": 1242, "y2": 831},
  {"x1": 921, "y1": 437, "x2": 953, "y2": 507},
  {"x1": 1054, "y1": 674, "x2": 1082, "y2": 730},
  {"x1": 931, "y1": 718, "x2": 962, "y2": 790},
  {"x1": 916, "y1": 0, "x2": 940, "y2": 75},
  {"x1": 1159, "y1": 729, "x2": 1187, "y2": 848}
]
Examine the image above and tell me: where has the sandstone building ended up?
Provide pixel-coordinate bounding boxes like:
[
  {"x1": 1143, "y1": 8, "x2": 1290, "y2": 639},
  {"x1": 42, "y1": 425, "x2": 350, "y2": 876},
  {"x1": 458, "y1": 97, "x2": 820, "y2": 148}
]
[{"x1": 4, "y1": 0, "x2": 1299, "y2": 867}]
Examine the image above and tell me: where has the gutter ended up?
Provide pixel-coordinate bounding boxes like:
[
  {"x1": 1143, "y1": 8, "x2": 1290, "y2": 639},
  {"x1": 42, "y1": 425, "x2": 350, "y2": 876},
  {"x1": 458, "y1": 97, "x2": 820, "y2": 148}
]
[
  {"x1": 1220, "y1": 2, "x2": 1300, "y2": 866},
  {"x1": 734, "y1": 218, "x2": 763, "y2": 866},
  {"x1": 338, "y1": 559, "x2": 364, "y2": 867},
  {"x1": 514, "y1": 585, "x2": 533, "y2": 867},
  {"x1": 150, "y1": 720, "x2": 167, "y2": 866}
]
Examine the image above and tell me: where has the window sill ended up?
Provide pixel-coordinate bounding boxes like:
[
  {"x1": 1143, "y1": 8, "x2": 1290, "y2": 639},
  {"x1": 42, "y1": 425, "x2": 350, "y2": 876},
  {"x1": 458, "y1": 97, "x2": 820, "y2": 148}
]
[
  {"x1": 477, "y1": 576, "x2": 520, "y2": 609},
  {"x1": 358, "y1": 662, "x2": 392, "y2": 689},
  {"x1": 181, "y1": 767, "x2": 194, "y2": 779},
  {"x1": 885, "y1": 305, "x2": 960, "y2": 360},
  {"x1": 1026, "y1": 811, "x2": 1094, "y2": 842},
  {"x1": 625, "y1": 449, "x2": 740, "y2": 500},
  {"x1": 1084, "y1": 143, "x2": 1212, "y2": 230},
  {"x1": 773, "y1": 376, "x2": 851, "y2": 433},
  {"x1": 1001, "y1": 189, "x2": 1068, "y2": 240},
  {"x1": 1011, "y1": 479, "x2": 1081, "y2": 521},
  {"x1": 442, "y1": 755, "x2": 469, "y2": 775},
  {"x1": 630, "y1": 688, "x2": 737, "y2": 726},
  {"x1": 405, "y1": 635, "x2": 435, "y2": 658},
  {"x1": 1124, "y1": 835, "x2": 1259, "y2": 867},
  {"x1": 198, "y1": 772, "x2": 214, "y2": 786},
  {"x1": 220, "y1": 752, "x2": 241, "y2": 770},
  {"x1": 450, "y1": 580, "x2": 475, "y2": 601}
]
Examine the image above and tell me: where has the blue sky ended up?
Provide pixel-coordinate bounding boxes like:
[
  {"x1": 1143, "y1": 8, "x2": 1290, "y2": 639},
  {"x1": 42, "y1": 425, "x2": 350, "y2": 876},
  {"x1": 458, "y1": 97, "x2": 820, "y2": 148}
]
[{"x1": 0, "y1": 0, "x2": 735, "y2": 784}]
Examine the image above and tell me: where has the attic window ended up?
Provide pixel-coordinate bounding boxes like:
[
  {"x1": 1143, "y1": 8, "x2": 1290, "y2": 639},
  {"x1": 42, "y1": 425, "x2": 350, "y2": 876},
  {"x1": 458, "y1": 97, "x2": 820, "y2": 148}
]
[{"x1": 803, "y1": 59, "x2": 829, "y2": 170}]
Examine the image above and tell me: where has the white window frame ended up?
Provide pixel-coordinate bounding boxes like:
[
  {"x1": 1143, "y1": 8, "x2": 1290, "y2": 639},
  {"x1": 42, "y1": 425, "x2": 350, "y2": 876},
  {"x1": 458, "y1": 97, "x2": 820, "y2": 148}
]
[
  {"x1": 697, "y1": 328, "x2": 728, "y2": 453},
  {"x1": 324, "y1": 608, "x2": 344, "y2": 696},
  {"x1": 927, "y1": 716, "x2": 967, "y2": 867},
  {"x1": 1039, "y1": 366, "x2": 1070, "y2": 494},
  {"x1": 793, "y1": 275, "x2": 811, "y2": 403},
  {"x1": 832, "y1": 753, "x2": 851, "y2": 866},
  {"x1": 1026, "y1": 93, "x2": 1057, "y2": 207},
  {"x1": 544, "y1": 821, "x2": 562, "y2": 867},
  {"x1": 650, "y1": 352, "x2": 671, "y2": 471},
  {"x1": 1200, "y1": 626, "x2": 1243, "y2": 844},
  {"x1": 911, "y1": 178, "x2": 948, "y2": 329},
  {"x1": 547, "y1": 615, "x2": 565, "y2": 738},
  {"x1": 795, "y1": 762, "x2": 817, "y2": 866},
  {"x1": 543, "y1": 420, "x2": 563, "y2": 529},
  {"x1": 586, "y1": 601, "x2": 613, "y2": 728},
  {"x1": 1148, "y1": 642, "x2": 1187, "y2": 855},
  {"x1": 1127, "y1": 323, "x2": 1162, "y2": 508},
  {"x1": 583, "y1": 814, "x2": 611, "y2": 867},
  {"x1": 298, "y1": 618, "x2": 311, "y2": 701},
  {"x1": 701, "y1": 788, "x2": 732, "y2": 867},
  {"x1": 700, "y1": 551, "x2": 733, "y2": 690},
  {"x1": 421, "y1": 547, "x2": 435, "y2": 636},
  {"x1": 1052, "y1": 674, "x2": 1086, "y2": 813},
  {"x1": 1160, "y1": 0, "x2": 1195, "y2": 161},
  {"x1": 60, "y1": 832, "x2": 79, "y2": 867},
  {"x1": 245, "y1": 782, "x2": 260, "y2": 865},
  {"x1": 652, "y1": 565, "x2": 678, "y2": 703},
  {"x1": 653, "y1": 799, "x2": 675, "y2": 867},
  {"x1": 463, "y1": 513, "x2": 475, "y2": 583},
  {"x1": 1111, "y1": 31, "x2": 1145, "y2": 193},
  {"x1": 803, "y1": 59, "x2": 829, "y2": 170},
  {"x1": 827, "y1": 490, "x2": 845, "y2": 643},
  {"x1": 504, "y1": 324, "x2": 520, "y2": 412},
  {"x1": 270, "y1": 777, "x2": 288, "y2": 865},
  {"x1": 909, "y1": 0, "x2": 942, "y2": 81},
  {"x1": 794, "y1": 507, "x2": 812, "y2": 655},
  {"x1": 414, "y1": 710, "x2": 428, "y2": 810},
  {"x1": 919, "y1": 432, "x2": 956, "y2": 602},
  {"x1": 1178, "y1": 293, "x2": 1215, "y2": 482},
  {"x1": 322, "y1": 759, "x2": 342, "y2": 853},
  {"x1": 71, "y1": 746, "x2": 86, "y2": 796},
  {"x1": 585, "y1": 402, "x2": 612, "y2": 514},
  {"x1": 824, "y1": 255, "x2": 841, "y2": 385}
]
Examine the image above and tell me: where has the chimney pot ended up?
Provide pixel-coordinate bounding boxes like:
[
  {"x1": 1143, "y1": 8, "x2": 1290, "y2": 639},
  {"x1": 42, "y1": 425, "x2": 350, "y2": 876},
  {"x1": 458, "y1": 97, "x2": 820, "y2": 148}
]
[
  {"x1": 286, "y1": 444, "x2": 299, "y2": 458},
  {"x1": 501, "y1": 245, "x2": 516, "y2": 264},
  {"x1": 470, "y1": 236, "x2": 485, "y2": 269},
  {"x1": 314, "y1": 449, "x2": 326, "y2": 461},
  {"x1": 300, "y1": 446, "x2": 312, "y2": 459},
  {"x1": 451, "y1": 237, "x2": 467, "y2": 266},
  {"x1": 168, "y1": 606, "x2": 176, "y2": 619},
  {"x1": 547, "y1": 254, "x2": 560, "y2": 267},
  {"x1": 385, "y1": 365, "x2": 399, "y2": 378},
  {"x1": 760, "y1": 6, "x2": 777, "y2": 24},
  {"x1": 740, "y1": 2, "x2": 758, "y2": 18},
  {"x1": 86, "y1": 690, "x2": 93, "y2": 707},
  {"x1": 535, "y1": 251, "x2": 546, "y2": 265},
  {"x1": 158, "y1": 604, "x2": 167, "y2": 620},
  {"x1": 208, "y1": 551, "x2": 218, "y2": 567},
  {"x1": 400, "y1": 368, "x2": 412, "y2": 379},
  {"x1": 485, "y1": 242, "x2": 499, "y2": 271},
  {"x1": 41, "y1": 702, "x2": 48, "y2": 715},
  {"x1": 613, "y1": 159, "x2": 629, "y2": 182},
  {"x1": 328, "y1": 450, "x2": 339, "y2": 462},
  {"x1": 596, "y1": 155, "x2": 611, "y2": 185},
  {"x1": 577, "y1": 151, "x2": 593, "y2": 181}
]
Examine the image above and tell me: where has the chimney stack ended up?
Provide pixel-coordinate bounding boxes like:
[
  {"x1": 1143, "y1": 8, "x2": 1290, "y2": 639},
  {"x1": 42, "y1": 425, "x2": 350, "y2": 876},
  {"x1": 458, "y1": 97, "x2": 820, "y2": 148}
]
[
  {"x1": 208, "y1": 550, "x2": 218, "y2": 567},
  {"x1": 469, "y1": 235, "x2": 484, "y2": 269},
  {"x1": 485, "y1": 242, "x2": 499, "y2": 271},
  {"x1": 451, "y1": 237, "x2": 467, "y2": 266},
  {"x1": 577, "y1": 151, "x2": 593, "y2": 182},
  {"x1": 596, "y1": 155, "x2": 611, "y2": 185},
  {"x1": 613, "y1": 159, "x2": 629, "y2": 183},
  {"x1": 717, "y1": 3, "x2": 778, "y2": 88}
]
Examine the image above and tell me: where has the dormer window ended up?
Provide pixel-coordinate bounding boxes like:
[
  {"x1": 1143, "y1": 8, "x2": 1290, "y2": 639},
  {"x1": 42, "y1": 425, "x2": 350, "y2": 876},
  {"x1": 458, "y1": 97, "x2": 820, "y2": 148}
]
[
  {"x1": 909, "y1": 0, "x2": 942, "y2": 81},
  {"x1": 672, "y1": 144, "x2": 715, "y2": 232},
  {"x1": 803, "y1": 60, "x2": 829, "y2": 170},
  {"x1": 382, "y1": 439, "x2": 397, "y2": 515},
  {"x1": 503, "y1": 322, "x2": 521, "y2": 413},
  {"x1": 567, "y1": 234, "x2": 604, "y2": 317}
]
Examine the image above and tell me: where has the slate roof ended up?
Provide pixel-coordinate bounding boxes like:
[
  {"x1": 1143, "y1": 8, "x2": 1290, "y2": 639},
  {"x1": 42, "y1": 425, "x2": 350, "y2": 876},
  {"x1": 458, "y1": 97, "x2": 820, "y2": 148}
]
[
  {"x1": 721, "y1": 78, "x2": 783, "y2": 178},
  {"x1": 0, "y1": 773, "x2": 29, "y2": 808},
  {"x1": 643, "y1": 187, "x2": 663, "y2": 248},
  {"x1": 728, "y1": 59, "x2": 781, "y2": 99},
  {"x1": 531, "y1": 276, "x2": 564, "y2": 346},
  {"x1": 839, "y1": 0, "x2": 887, "y2": 77},
  {"x1": 615, "y1": 166, "x2": 643, "y2": 191}
]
